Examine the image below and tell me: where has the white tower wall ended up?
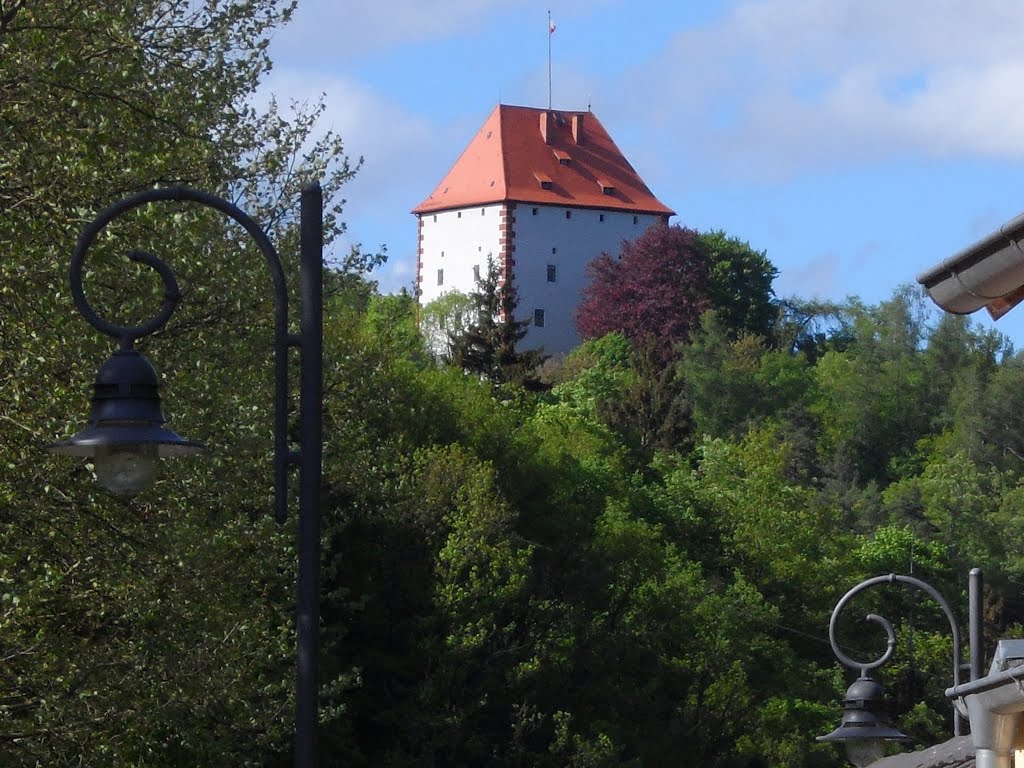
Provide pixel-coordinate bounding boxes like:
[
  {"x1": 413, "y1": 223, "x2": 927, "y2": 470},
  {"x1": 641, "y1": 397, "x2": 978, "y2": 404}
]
[
  {"x1": 417, "y1": 202, "x2": 664, "y2": 358},
  {"x1": 510, "y1": 203, "x2": 664, "y2": 356},
  {"x1": 417, "y1": 204, "x2": 504, "y2": 306}
]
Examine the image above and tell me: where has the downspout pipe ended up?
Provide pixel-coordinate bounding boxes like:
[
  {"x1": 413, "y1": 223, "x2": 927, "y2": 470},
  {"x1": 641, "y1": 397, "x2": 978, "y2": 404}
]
[{"x1": 946, "y1": 663, "x2": 1024, "y2": 768}]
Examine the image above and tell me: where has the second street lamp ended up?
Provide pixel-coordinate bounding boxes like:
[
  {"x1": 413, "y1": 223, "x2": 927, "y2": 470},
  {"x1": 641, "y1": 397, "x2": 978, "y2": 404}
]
[
  {"x1": 818, "y1": 570, "x2": 984, "y2": 767},
  {"x1": 49, "y1": 183, "x2": 324, "y2": 768}
]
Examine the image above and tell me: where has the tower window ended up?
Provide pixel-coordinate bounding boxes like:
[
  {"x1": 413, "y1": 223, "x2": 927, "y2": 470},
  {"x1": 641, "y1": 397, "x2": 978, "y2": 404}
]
[
  {"x1": 633, "y1": 215, "x2": 639, "y2": 225},
  {"x1": 534, "y1": 309, "x2": 545, "y2": 327},
  {"x1": 532, "y1": 207, "x2": 539, "y2": 215},
  {"x1": 473, "y1": 264, "x2": 480, "y2": 281},
  {"x1": 481, "y1": 208, "x2": 486, "y2": 216},
  {"x1": 457, "y1": 211, "x2": 462, "y2": 218},
  {"x1": 437, "y1": 269, "x2": 444, "y2": 286},
  {"x1": 547, "y1": 265, "x2": 557, "y2": 283},
  {"x1": 433, "y1": 215, "x2": 437, "y2": 222},
  {"x1": 565, "y1": 210, "x2": 572, "y2": 220},
  {"x1": 552, "y1": 246, "x2": 557, "y2": 254},
  {"x1": 599, "y1": 213, "x2": 605, "y2": 222}
]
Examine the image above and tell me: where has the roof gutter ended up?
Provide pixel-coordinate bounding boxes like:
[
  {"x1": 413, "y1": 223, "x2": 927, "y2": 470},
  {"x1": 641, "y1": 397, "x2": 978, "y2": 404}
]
[
  {"x1": 917, "y1": 213, "x2": 1024, "y2": 319},
  {"x1": 946, "y1": 663, "x2": 1024, "y2": 768}
]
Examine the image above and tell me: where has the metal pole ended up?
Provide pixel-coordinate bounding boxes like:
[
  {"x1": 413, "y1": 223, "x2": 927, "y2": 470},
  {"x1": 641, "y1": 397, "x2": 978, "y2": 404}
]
[
  {"x1": 295, "y1": 182, "x2": 324, "y2": 767},
  {"x1": 970, "y1": 568, "x2": 984, "y2": 682},
  {"x1": 547, "y1": 10, "x2": 552, "y2": 110}
]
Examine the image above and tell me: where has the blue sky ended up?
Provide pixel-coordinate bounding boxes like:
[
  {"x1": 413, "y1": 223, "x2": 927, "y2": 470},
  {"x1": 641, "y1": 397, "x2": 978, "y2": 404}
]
[{"x1": 263, "y1": 0, "x2": 1024, "y2": 346}]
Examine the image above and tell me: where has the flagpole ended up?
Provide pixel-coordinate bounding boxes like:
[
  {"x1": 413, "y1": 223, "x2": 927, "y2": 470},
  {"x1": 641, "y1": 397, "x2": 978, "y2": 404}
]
[{"x1": 547, "y1": 10, "x2": 552, "y2": 110}]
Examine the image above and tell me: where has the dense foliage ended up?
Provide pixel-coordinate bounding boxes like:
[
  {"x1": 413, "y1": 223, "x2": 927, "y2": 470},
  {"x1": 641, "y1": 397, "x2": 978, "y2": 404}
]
[
  {"x1": 1, "y1": 0, "x2": 356, "y2": 763},
  {"x1": 5, "y1": 3, "x2": 1024, "y2": 767},
  {"x1": 575, "y1": 226, "x2": 777, "y2": 355},
  {"x1": 576, "y1": 225, "x2": 710, "y2": 354}
]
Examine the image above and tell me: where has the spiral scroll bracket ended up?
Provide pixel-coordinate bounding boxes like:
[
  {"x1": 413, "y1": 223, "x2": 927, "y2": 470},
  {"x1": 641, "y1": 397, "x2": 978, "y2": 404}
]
[
  {"x1": 68, "y1": 192, "x2": 196, "y2": 348},
  {"x1": 70, "y1": 247, "x2": 181, "y2": 348},
  {"x1": 829, "y1": 612, "x2": 897, "y2": 677}
]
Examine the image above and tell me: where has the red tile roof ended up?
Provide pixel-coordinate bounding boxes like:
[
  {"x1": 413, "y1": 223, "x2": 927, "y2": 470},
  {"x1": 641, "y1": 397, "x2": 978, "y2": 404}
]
[{"x1": 412, "y1": 104, "x2": 675, "y2": 216}]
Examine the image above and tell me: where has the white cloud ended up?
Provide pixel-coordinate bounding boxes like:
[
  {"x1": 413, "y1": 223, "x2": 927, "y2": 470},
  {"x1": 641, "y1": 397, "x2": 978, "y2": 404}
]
[
  {"x1": 256, "y1": 68, "x2": 442, "y2": 280},
  {"x1": 618, "y1": 0, "x2": 1024, "y2": 180},
  {"x1": 257, "y1": 0, "x2": 1024, "y2": 298}
]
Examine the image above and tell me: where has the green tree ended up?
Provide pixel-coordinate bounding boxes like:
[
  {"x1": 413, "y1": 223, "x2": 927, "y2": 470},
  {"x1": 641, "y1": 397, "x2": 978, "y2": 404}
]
[
  {"x1": 0, "y1": 1, "x2": 359, "y2": 763},
  {"x1": 810, "y1": 289, "x2": 933, "y2": 484},
  {"x1": 697, "y1": 230, "x2": 779, "y2": 341},
  {"x1": 678, "y1": 311, "x2": 810, "y2": 440},
  {"x1": 420, "y1": 289, "x2": 474, "y2": 360},
  {"x1": 449, "y1": 259, "x2": 547, "y2": 388},
  {"x1": 556, "y1": 333, "x2": 692, "y2": 453},
  {"x1": 552, "y1": 332, "x2": 635, "y2": 420}
]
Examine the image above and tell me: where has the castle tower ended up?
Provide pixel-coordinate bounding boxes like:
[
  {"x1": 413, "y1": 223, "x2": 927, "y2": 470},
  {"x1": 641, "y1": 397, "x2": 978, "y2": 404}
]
[{"x1": 412, "y1": 104, "x2": 674, "y2": 356}]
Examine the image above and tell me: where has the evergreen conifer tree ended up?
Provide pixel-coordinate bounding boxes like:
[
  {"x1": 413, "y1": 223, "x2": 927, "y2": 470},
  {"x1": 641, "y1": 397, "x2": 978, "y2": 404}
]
[{"x1": 448, "y1": 259, "x2": 547, "y2": 387}]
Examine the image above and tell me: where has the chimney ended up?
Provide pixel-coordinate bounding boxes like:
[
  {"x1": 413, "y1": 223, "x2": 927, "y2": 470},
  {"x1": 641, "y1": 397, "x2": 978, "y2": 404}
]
[
  {"x1": 572, "y1": 113, "x2": 584, "y2": 144},
  {"x1": 540, "y1": 111, "x2": 552, "y2": 144}
]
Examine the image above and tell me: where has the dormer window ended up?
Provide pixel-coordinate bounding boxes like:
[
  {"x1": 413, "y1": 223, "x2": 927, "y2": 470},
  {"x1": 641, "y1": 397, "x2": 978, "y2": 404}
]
[
  {"x1": 597, "y1": 179, "x2": 615, "y2": 195},
  {"x1": 552, "y1": 149, "x2": 571, "y2": 166},
  {"x1": 534, "y1": 171, "x2": 553, "y2": 190}
]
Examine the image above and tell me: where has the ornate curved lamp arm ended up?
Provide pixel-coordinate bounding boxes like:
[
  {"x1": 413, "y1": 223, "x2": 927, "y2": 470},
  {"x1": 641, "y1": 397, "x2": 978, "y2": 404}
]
[
  {"x1": 828, "y1": 573, "x2": 963, "y2": 735},
  {"x1": 69, "y1": 186, "x2": 293, "y2": 522}
]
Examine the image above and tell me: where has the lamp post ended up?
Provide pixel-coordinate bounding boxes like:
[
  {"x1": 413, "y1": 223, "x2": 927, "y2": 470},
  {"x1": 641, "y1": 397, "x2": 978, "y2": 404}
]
[
  {"x1": 49, "y1": 183, "x2": 324, "y2": 767},
  {"x1": 818, "y1": 571, "x2": 983, "y2": 767}
]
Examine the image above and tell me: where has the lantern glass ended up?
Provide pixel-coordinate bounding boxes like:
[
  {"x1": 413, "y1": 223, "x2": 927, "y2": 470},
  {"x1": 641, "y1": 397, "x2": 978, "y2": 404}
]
[
  {"x1": 94, "y1": 443, "x2": 159, "y2": 496},
  {"x1": 846, "y1": 739, "x2": 885, "y2": 767}
]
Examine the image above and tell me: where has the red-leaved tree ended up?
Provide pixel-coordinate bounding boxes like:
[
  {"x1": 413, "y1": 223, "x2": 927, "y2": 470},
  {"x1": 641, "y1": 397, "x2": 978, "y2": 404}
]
[{"x1": 575, "y1": 224, "x2": 710, "y2": 355}]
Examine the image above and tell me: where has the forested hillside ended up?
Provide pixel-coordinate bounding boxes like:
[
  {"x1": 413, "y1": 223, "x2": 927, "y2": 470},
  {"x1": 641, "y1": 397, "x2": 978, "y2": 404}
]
[{"x1": 4, "y1": 1, "x2": 1024, "y2": 766}]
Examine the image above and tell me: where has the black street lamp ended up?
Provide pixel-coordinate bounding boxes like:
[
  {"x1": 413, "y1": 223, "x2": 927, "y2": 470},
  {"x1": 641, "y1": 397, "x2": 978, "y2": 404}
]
[
  {"x1": 49, "y1": 183, "x2": 324, "y2": 767},
  {"x1": 818, "y1": 571, "x2": 983, "y2": 767}
]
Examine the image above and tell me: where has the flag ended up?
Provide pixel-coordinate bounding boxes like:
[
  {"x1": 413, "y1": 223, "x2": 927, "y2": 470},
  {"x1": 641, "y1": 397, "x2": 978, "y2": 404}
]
[{"x1": 549, "y1": 18, "x2": 555, "y2": 34}]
